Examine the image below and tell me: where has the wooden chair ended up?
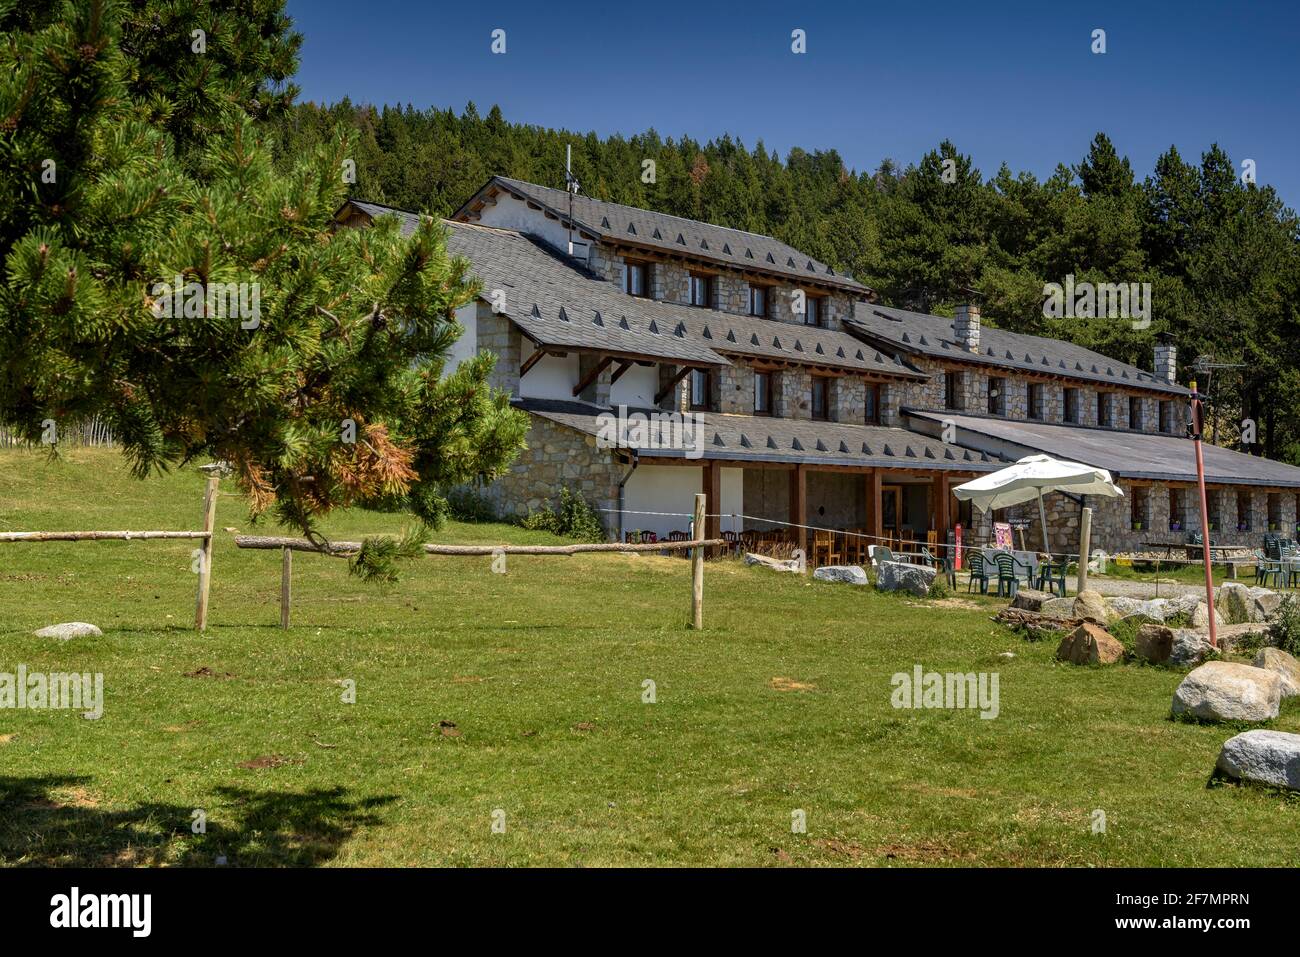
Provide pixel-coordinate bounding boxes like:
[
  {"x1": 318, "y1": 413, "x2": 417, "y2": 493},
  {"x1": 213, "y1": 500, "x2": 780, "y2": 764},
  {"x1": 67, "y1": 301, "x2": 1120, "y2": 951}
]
[
  {"x1": 722, "y1": 530, "x2": 739, "y2": 555},
  {"x1": 845, "y1": 530, "x2": 868, "y2": 565},
  {"x1": 667, "y1": 530, "x2": 688, "y2": 542},
  {"x1": 812, "y1": 530, "x2": 842, "y2": 568}
]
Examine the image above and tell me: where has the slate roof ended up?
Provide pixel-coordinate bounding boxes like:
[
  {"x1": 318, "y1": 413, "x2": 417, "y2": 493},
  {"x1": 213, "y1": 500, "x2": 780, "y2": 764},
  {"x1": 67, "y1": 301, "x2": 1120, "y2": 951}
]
[
  {"x1": 906, "y1": 410, "x2": 1300, "y2": 487},
  {"x1": 518, "y1": 398, "x2": 1008, "y2": 471},
  {"x1": 342, "y1": 201, "x2": 924, "y2": 377},
  {"x1": 453, "y1": 176, "x2": 871, "y2": 295},
  {"x1": 847, "y1": 304, "x2": 1192, "y2": 397}
]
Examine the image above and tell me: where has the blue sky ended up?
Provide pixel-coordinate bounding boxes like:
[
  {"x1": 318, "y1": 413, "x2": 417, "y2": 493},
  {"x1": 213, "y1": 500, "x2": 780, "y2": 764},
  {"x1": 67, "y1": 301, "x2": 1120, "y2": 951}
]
[{"x1": 287, "y1": 0, "x2": 1300, "y2": 209}]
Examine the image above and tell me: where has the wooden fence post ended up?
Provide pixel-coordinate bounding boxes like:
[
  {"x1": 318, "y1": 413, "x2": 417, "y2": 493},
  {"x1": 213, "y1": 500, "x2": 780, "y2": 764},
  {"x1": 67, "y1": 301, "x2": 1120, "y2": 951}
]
[
  {"x1": 194, "y1": 476, "x2": 219, "y2": 632},
  {"x1": 280, "y1": 546, "x2": 292, "y2": 629},
  {"x1": 1077, "y1": 506, "x2": 1093, "y2": 595},
  {"x1": 691, "y1": 493, "x2": 705, "y2": 630}
]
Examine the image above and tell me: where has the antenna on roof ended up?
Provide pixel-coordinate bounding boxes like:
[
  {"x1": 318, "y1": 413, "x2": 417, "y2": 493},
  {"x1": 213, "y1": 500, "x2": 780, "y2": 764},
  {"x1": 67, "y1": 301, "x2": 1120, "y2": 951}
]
[{"x1": 564, "y1": 144, "x2": 580, "y2": 258}]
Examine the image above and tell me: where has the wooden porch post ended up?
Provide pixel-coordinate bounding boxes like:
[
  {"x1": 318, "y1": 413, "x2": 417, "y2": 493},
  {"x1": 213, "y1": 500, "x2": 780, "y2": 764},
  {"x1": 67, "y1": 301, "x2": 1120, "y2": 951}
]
[
  {"x1": 703, "y1": 460, "x2": 722, "y2": 558},
  {"x1": 866, "y1": 468, "x2": 883, "y2": 545},
  {"x1": 789, "y1": 463, "x2": 807, "y2": 554}
]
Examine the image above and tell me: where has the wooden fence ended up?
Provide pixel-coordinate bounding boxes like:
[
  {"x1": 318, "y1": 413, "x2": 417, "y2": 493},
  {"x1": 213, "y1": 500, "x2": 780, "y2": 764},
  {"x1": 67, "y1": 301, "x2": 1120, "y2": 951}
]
[{"x1": 0, "y1": 416, "x2": 115, "y2": 448}]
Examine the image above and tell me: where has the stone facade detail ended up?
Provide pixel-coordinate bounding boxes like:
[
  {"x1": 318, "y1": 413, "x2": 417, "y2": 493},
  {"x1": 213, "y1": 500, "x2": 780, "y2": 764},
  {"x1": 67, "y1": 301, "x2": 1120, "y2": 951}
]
[
  {"x1": 830, "y1": 377, "x2": 866, "y2": 424},
  {"x1": 478, "y1": 302, "x2": 521, "y2": 396},
  {"x1": 717, "y1": 362, "x2": 754, "y2": 414},
  {"x1": 777, "y1": 369, "x2": 812, "y2": 420}
]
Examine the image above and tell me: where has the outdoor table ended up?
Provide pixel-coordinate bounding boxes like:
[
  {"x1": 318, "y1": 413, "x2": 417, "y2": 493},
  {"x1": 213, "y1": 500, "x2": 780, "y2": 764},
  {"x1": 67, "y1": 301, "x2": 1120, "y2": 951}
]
[{"x1": 981, "y1": 548, "x2": 1041, "y2": 584}]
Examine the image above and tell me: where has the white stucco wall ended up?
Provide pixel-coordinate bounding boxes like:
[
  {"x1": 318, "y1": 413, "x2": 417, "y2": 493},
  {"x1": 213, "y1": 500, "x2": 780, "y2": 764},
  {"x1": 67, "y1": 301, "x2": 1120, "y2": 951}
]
[
  {"x1": 623, "y1": 465, "x2": 743, "y2": 537},
  {"x1": 519, "y1": 352, "x2": 578, "y2": 400},
  {"x1": 473, "y1": 191, "x2": 576, "y2": 254},
  {"x1": 609, "y1": 363, "x2": 660, "y2": 409},
  {"x1": 445, "y1": 301, "x2": 478, "y2": 376}
]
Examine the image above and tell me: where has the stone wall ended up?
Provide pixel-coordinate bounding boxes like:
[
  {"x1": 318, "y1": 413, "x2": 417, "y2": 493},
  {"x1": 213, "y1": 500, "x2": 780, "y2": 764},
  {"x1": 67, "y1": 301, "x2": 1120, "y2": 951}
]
[
  {"x1": 717, "y1": 362, "x2": 754, "y2": 414},
  {"x1": 831, "y1": 377, "x2": 866, "y2": 424},
  {"x1": 477, "y1": 302, "x2": 521, "y2": 396},
  {"x1": 777, "y1": 369, "x2": 812, "y2": 420},
  {"x1": 477, "y1": 414, "x2": 624, "y2": 535}
]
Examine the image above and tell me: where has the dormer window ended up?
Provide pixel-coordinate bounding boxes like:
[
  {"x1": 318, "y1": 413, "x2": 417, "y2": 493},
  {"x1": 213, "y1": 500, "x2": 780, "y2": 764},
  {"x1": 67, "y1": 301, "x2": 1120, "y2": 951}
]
[
  {"x1": 624, "y1": 260, "x2": 650, "y2": 298},
  {"x1": 864, "y1": 384, "x2": 880, "y2": 425},
  {"x1": 753, "y1": 370, "x2": 773, "y2": 415},
  {"x1": 1027, "y1": 383, "x2": 1044, "y2": 420},
  {"x1": 1064, "y1": 388, "x2": 1080, "y2": 424},
  {"x1": 748, "y1": 284, "x2": 768, "y2": 318},
  {"x1": 1128, "y1": 396, "x2": 1142, "y2": 430},
  {"x1": 689, "y1": 369, "x2": 712, "y2": 412},
  {"x1": 944, "y1": 371, "x2": 962, "y2": 411},
  {"x1": 1159, "y1": 400, "x2": 1172, "y2": 433},
  {"x1": 689, "y1": 273, "x2": 713, "y2": 308},
  {"x1": 1097, "y1": 392, "x2": 1112, "y2": 427},
  {"x1": 811, "y1": 376, "x2": 829, "y2": 421}
]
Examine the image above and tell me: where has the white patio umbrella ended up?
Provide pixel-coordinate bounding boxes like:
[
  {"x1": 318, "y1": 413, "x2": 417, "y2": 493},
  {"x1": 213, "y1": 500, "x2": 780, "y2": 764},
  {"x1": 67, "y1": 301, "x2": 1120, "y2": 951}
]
[{"x1": 952, "y1": 454, "x2": 1123, "y2": 555}]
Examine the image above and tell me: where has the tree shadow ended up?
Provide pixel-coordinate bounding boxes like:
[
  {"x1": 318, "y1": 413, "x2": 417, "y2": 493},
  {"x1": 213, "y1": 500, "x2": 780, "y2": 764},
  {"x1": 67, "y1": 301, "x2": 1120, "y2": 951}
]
[{"x1": 0, "y1": 774, "x2": 397, "y2": 867}]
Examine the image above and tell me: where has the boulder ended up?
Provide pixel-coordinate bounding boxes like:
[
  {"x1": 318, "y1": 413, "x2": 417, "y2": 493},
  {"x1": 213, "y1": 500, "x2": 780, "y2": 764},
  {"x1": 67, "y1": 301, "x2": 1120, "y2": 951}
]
[
  {"x1": 1171, "y1": 661, "x2": 1282, "y2": 722},
  {"x1": 813, "y1": 565, "x2": 868, "y2": 586},
  {"x1": 1217, "y1": 582, "x2": 1253, "y2": 625},
  {"x1": 744, "y1": 552, "x2": 802, "y2": 574},
  {"x1": 1162, "y1": 593, "x2": 1203, "y2": 623},
  {"x1": 1170, "y1": 629, "x2": 1217, "y2": 668},
  {"x1": 33, "y1": 622, "x2": 102, "y2": 640},
  {"x1": 1135, "y1": 623, "x2": 1175, "y2": 664},
  {"x1": 875, "y1": 560, "x2": 937, "y2": 597},
  {"x1": 1251, "y1": 590, "x2": 1283, "y2": 623},
  {"x1": 1191, "y1": 601, "x2": 1224, "y2": 631},
  {"x1": 1039, "y1": 597, "x2": 1077, "y2": 619},
  {"x1": 1108, "y1": 596, "x2": 1166, "y2": 621},
  {"x1": 1010, "y1": 588, "x2": 1053, "y2": 612},
  {"x1": 1055, "y1": 622, "x2": 1125, "y2": 665},
  {"x1": 1217, "y1": 622, "x2": 1270, "y2": 655},
  {"x1": 1216, "y1": 730, "x2": 1300, "y2": 791},
  {"x1": 1252, "y1": 648, "x2": 1300, "y2": 698},
  {"x1": 1072, "y1": 590, "x2": 1110, "y2": 624}
]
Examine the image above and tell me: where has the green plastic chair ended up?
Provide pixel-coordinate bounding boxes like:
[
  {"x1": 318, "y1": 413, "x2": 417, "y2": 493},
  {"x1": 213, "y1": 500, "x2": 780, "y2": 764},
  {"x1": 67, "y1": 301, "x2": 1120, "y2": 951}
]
[
  {"x1": 922, "y1": 547, "x2": 956, "y2": 589},
  {"x1": 1037, "y1": 559, "x2": 1068, "y2": 597},
  {"x1": 993, "y1": 552, "x2": 1020, "y2": 598},
  {"x1": 966, "y1": 551, "x2": 990, "y2": 594}
]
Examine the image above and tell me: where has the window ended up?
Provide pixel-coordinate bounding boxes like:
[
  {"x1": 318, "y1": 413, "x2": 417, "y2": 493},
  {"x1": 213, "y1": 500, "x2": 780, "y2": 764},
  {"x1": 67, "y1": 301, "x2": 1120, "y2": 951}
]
[
  {"x1": 1027, "y1": 383, "x2": 1044, "y2": 420},
  {"x1": 1064, "y1": 388, "x2": 1079, "y2": 424},
  {"x1": 689, "y1": 369, "x2": 711, "y2": 412},
  {"x1": 689, "y1": 273, "x2": 712, "y2": 308},
  {"x1": 811, "y1": 376, "x2": 829, "y2": 421},
  {"x1": 1207, "y1": 489, "x2": 1222, "y2": 531},
  {"x1": 1130, "y1": 485, "x2": 1150, "y2": 530},
  {"x1": 1129, "y1": 396, "x2": 1142, "y2": 430},
  {"x1": 1268, "y1": 493, "x2": 1281, "y2": 532},
  {"x1": 1097, "y1": 392, "x2": 1112, "y2": 427},
  {"x1": 987, "y1": 377, "x2": 1006, "y2": 416},
  {"x1": 1169, "y1": 487, "x2": 1186, "y2": 531},
  {"x1": 1159, "y1": 400, "x2": 1172, "y2": 434},
  {"x1": 945, "y1": 371, "x2": 961, "y2": 411},
  {"x1": 864, "y1": 384, "x2": 880, "y2": 425},
  {"x1": 624, "y1": 260, "x2": 650, "y2": 297},
  {"x1": 753, "y1": 371, "x2": 773, "y2": 415},
  {"x1": 1236, "y1": 490, "x2": 1252, "y2": 532},
  {"x1": 803, "y1": 294, "x2": 825, "y2": 327},
  {"x1": 748, "y1": 284, "x2": 768, "y2": 317}
]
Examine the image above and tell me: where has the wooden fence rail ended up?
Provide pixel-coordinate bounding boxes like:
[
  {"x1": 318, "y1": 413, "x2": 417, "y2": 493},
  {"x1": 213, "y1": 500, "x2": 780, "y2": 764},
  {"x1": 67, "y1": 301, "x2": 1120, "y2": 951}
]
[
  {"x1": 0, "y1": 530, "x2": 210, "y2": 543},
  {"x1": 236, "y1": 493, "x2": 720, "y2": 631}
]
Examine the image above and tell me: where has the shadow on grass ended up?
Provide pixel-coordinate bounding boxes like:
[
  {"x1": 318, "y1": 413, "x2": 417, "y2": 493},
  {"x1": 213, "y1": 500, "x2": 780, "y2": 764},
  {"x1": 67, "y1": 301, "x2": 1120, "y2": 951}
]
[{"x1": 0, "y1": 775, "x2": 396, "y2": 867}]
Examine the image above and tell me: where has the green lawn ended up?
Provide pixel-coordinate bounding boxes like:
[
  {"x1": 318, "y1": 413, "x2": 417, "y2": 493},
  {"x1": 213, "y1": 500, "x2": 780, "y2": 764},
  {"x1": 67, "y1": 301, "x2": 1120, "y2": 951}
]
[{"x1": 1, "y1": 448, "x2": 1297, "y2": 867}]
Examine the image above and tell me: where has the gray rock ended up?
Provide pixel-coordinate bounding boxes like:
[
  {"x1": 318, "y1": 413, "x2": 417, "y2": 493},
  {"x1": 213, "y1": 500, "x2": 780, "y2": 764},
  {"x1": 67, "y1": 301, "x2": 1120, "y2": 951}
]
[
  {"x1": 744, "y1": 553, "x2": 802, "y2": 574},
  {"x1": 33, "y1": 622, "x2": 102, "y2": 640},
  {"x1": 1191, "y1": 601, "x2": 1224, "y2": 631},
  {"x1": 1010, "y1": 588, "x2": 1053, "y2": 612},
  {"x1": 1216, "y1": 730, "x2": 1300, "y2": 791},
  {"x1": 1217, "y1": 582, "x2": 1253, "y2": 625},
  {"x1": 1170, "y1": 629, "x2": 1217, "y2": 668},
  {"x1": 1039, "y1": 597, "x2": 1077, "y2": 619},
  {"x1": 875, "y1": 560, "x2": 937, "y2": 597},
  {"x1": 1073, "y1": 589, "x2": 1110, "y2": 623},
  {"x1": 1107, "y1": 596, "x2": 1166, "y2": 621},
  {"x1": 1162, "y1": 593, "x2": 1203, "y2": 622},
  {"x1": 1253, "y1": 648, "x2": 1300, "y2": 698},
  {"x1": 1250, "y1": 590, "x2": 1283, "y2": 623},
  {"x1": 1171, "y1": 661, "x2": 1282, "y2": 722},
  {"x1": 813, "y1": 565, "x2": 868, "y2": 586}
]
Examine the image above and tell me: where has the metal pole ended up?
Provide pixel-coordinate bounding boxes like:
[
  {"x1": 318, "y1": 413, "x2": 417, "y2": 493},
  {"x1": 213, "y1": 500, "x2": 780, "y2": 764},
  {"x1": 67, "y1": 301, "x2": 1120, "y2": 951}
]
[
  {"x1": 1190, "y1": 380, "x2": 1218, "y2": 649},
  {"x1": 1036, "y1": 489, "x2": 1051, "y2": 557}
]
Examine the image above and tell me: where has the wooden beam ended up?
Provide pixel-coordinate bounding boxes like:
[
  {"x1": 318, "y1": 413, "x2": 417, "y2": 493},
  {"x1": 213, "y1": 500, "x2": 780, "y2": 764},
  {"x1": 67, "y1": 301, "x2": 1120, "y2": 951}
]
[
  {"x1": 789, "y1": 463, "x2": 807, "y2": 553},
  {"x1": 703, "y1": 460, "x2": 722, "y2": 558},
  {"x1": 572, "y1": 355, "x2": 614, "y2": 397},
  {"x1": 867, "y1": 468, "x2": 883, "y2": 544},
  {"x1": 609, "y1": 360, "x2": 634, "y2": 385},
  {"x1": 519, "y1": 347, "x2": 548, "y2": 378},
  {"x1": 655, "y1": 366, "x2": 693, "y2": 405}
]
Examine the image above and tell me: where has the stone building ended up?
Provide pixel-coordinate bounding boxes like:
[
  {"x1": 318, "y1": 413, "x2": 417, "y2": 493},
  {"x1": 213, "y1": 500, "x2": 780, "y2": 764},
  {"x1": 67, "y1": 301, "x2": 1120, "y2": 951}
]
[{"x1": 335, "y1": 177, "x2": 1300, "y2": 557}]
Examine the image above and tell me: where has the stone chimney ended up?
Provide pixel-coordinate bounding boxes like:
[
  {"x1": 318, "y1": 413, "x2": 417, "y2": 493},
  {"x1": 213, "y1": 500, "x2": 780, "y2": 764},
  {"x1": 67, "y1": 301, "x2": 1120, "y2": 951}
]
[
  {"x1": 954, "y1": 303, "x2": 981, "y2": 354},
  {"x1": 1154, "y1": 333, "x2": 1177, "y2": 384}
]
